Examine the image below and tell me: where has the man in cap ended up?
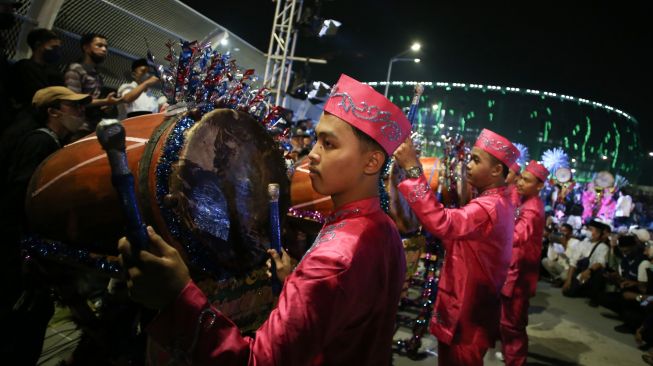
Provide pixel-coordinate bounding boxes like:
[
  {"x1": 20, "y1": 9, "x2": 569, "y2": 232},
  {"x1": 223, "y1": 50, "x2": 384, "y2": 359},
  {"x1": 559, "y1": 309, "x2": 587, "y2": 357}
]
[
  {"x1": 116, "y1": 74, "x2": 409, "y2": 365},
  {"x1": 0, "y1": 85, "x2": 90, "y2": 364},
  {"x1": 563, "y1": 218, "x2": 611, "y2": 305},
  {"x1": 499, "y1": 160, "x2": 548, "y2": 366},
  {"x1": 394, "y1": 128, "x2": 518, "y2": 365}
]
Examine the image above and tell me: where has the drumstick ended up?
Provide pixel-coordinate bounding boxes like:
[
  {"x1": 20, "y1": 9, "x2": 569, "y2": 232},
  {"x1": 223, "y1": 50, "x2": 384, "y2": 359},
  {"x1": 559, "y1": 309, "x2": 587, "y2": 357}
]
[
  {"x1": 268, "y1": 183, "x2": 283, "y2": 295},
  {"x1": 96, "y1": 119, "x2": 150, "y2": 259}
]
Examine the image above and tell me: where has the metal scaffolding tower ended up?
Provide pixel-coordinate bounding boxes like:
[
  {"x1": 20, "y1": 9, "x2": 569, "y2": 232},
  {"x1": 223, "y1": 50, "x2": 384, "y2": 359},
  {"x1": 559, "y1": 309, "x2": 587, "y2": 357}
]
[{"x1": 264, "y1": 0, "x2": 302, "y2": 106}]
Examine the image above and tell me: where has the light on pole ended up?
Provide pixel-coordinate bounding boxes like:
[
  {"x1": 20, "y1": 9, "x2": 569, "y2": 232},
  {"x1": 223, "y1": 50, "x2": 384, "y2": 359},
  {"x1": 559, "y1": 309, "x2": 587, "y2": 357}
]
[{"x1": 384, "y1": 42, "x2": 422, "y2": 97}]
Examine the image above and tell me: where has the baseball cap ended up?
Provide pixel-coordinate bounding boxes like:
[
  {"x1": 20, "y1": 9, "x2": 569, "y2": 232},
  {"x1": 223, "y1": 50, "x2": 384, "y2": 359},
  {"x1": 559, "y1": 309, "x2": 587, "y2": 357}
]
[{"x1": 32, "y1": 86, "x2": 92, "y2": 108}]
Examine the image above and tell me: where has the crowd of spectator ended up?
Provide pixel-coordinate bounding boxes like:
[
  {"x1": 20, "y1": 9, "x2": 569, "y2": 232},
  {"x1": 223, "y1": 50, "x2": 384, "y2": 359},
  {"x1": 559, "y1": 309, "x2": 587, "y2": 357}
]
[{"x1": 541, "y1": 214, "x2": 653, "y2": 364}]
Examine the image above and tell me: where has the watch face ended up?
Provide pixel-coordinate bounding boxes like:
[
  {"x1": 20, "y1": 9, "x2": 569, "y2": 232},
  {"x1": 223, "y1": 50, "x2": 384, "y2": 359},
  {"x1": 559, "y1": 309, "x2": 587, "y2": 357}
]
[
  {"x1": 555, "y1": 167, "x2": 572, "y2": 183},
  {"x1": 406, "y1": 166, "x2": 422, "y2": 178}
]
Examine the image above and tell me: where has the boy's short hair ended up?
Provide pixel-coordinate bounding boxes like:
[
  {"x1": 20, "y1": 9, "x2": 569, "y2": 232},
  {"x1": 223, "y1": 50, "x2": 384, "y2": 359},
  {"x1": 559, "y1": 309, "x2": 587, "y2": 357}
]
[
  {"x1": 349, "y1": 123, "x2": 388, "y2": 161},
  {"x1": 488, "y1": 154, "x2": 509, "y2": 178},
  {"x1": 80, "y1": 32, "x2": 106, "y2": 50},
  {"x1": 131, "y1": 58, "x2": 149, "y2": 72}
]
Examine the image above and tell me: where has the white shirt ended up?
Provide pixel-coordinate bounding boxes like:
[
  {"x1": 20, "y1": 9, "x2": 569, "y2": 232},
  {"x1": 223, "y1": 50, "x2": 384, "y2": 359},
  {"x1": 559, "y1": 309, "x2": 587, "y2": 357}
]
[
  {"x1": 547, "y1": 237, "x2": 580, "y2": 270},
  {"x1": 615, "y1": 195, "x2": 633, "y2": 217},
  {"x1": 117, "y1": 81, "x2": 166, "y2": 118},
  {"x1": 572, "y1": 239, "x2": 609, "y2": 267},
  {"x1": 639, "y1": 260, "x2": 653, "y2": 282}
]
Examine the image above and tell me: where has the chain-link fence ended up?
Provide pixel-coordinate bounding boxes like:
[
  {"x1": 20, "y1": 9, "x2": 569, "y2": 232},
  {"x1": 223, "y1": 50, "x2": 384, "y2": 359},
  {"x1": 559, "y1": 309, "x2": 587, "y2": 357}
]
[
  {"x1": 2, "y1": 0, "x2": 266, "y2": 90},
  {"x1": 0, "y1": 0, "x2": 35, "y2": 60}
]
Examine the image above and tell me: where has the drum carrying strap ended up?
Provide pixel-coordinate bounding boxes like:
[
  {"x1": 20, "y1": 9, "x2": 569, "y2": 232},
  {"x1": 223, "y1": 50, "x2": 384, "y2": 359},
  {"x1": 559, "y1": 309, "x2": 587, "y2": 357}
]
[{"x1": 36, "y1": 128, "x2": 61, "y2": 148}]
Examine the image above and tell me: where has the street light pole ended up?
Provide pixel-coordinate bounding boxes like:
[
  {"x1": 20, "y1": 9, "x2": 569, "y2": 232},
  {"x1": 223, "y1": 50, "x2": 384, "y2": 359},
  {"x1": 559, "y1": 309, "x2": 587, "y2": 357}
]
[
  {"x1": 384, "y1": 58, "x2": 395, "y2": 97},
  {"x1": 384, "y1": 42, "x2": 421, "y2": 97}
]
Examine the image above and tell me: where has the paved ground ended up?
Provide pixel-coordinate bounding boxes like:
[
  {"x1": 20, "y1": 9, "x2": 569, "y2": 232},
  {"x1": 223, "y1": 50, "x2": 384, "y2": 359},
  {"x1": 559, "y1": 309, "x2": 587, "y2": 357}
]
[
  {"x1": 393, "y1": 281, "x2": 645, "y2": 365},
  {"x1": 38, "y1": 282, "x2": 647, "y2": 365}
]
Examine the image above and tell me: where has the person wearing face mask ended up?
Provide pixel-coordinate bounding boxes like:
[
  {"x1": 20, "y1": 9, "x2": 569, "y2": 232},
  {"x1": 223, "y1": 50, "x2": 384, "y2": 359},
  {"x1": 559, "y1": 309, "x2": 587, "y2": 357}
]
[
  {"x1": 562, "y1": 219, "x2": 611, "y2": 305},
  {"x1": 10, "y1": 29, "x2": 65, "y2": 111},
  {"x1": 64, "y1": 32, "x2": 123, "y2": 135},
  {"x1": 116, "y1": 58, "x2": 165, "y2": 119},
  {"x1": 0, "y1": 86, "x2": 90, "y2": 364}
]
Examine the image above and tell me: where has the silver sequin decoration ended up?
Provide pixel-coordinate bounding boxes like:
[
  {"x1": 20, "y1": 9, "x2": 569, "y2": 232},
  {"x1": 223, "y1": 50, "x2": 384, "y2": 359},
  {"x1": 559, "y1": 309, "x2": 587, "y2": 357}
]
[{"x1": 328, "y1": 87, "x2": 402, "y2": 142}]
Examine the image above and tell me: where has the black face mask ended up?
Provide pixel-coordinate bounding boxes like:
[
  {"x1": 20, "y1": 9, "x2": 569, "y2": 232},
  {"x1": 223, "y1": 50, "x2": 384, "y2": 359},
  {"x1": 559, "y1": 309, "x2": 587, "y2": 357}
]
[
  {"x1": 90, "y1": 53, "x2": 105, "y2": 64},
  {"x1": 42, "y1": 46, "x2": 62, "y2": 64},
  {"x1": 0, "y1": 13, "x2": 16, "y2": 30}
]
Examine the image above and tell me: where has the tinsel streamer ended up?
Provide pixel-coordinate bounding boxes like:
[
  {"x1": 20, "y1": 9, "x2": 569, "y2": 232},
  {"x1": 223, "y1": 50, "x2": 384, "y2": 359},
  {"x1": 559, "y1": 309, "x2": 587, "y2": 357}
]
[
  {"x1": 541, "y1": 147, "x2": 569, "y2": 176},
  {"x1": 394, "y1": 235, "x2": 442, "y2": 359},
  {"x1": 407, "y1": 84, "x2": 424, "y2": 128},
  {"x1": 160, "y1": 40, "x2": 178, "y2": 100},
  {"x1": 147, "y1": 39, "x2": 295, "y2": 271},
  {"x1": 287, "y1": 207, "x2": 325, "y2": 223},
  {"x1": 513, "y1": 142, "x2": 530, "y2": 169},
  {"x1": 379, "y1": 158, "x2": 392, "y2": 213},
  {"x1": 615, "y1": 174, "x2": 629, "y2": 190},
  {"x1": 173, "y1": 41, "x2": 199, "y2": 105},
  {"x1": 21, "y1": 235, "x2": 122, "y2": 275},
  {"x1": 394, "y1": 132, "x2": 468, "y2": 358}
]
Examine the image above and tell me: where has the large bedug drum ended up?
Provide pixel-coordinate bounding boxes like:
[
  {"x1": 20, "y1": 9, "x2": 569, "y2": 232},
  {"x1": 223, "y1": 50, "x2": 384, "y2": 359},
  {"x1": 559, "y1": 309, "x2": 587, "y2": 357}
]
[{"x1": 25, "y1": 108, "x2": 289, "y2": 331}]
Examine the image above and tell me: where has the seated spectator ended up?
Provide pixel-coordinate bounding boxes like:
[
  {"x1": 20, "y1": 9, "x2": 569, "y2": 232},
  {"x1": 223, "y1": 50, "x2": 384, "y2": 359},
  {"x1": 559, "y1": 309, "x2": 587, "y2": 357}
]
[
  {"x1": 599, "y1": 235, "x2": 650, "y2": 332},
  {"x1": 542, "y1": 223, "x2": 581, "y2": 285},
  {"x1": 563, "y1": 219, "x2": 611, "y2": 306},
  {"x1": 117, "y1": 58, "x2": 165, "y2": 119},
  {"x1": 10, "y1": 28, "x2": 64, "y2": 110}
]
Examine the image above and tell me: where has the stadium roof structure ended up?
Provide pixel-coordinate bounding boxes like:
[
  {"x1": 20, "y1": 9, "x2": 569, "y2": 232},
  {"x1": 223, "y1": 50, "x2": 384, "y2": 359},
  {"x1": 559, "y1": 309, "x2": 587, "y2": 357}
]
[{"x1": 369, "y1": 80, "x2": 642, "y2": 183}]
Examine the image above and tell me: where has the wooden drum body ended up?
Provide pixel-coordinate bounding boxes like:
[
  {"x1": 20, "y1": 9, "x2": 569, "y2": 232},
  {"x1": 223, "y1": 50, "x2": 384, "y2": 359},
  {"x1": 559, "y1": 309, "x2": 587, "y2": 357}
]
[{"x1": 26, "y1": 109, "x2": 289, "y2": 331}]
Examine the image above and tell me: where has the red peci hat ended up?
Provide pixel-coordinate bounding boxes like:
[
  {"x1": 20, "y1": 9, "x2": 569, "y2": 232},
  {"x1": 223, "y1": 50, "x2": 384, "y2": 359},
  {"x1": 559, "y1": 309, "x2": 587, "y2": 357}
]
[
  {"x1": 525, "y1": 160, "x2": 549, "y2": 182},
  {"x1": 473, "y1": 129, "x2": 519, "y2": 168},
  {"x1": 323, "y1": 74, "x2": 411, "y2": 155}
]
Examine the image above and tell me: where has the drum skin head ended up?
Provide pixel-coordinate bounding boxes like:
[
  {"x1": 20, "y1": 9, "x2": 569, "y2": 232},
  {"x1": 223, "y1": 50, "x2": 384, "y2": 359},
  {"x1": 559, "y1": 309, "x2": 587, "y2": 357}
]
[{"x1": 170, "y1": 109, "x2": 289, "y2": 274}]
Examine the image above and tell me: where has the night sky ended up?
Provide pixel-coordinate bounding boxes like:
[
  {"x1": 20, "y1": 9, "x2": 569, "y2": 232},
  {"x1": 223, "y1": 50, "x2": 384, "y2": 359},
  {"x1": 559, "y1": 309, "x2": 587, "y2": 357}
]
[{"x1": 182, "y1": 0, "x2": 652, "y2": 181}]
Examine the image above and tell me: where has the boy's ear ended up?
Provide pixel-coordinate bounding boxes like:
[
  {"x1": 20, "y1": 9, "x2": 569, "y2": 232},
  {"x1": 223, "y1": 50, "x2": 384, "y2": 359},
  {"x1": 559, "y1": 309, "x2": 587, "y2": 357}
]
[
  {"x1": 489, "y1": 162, "x2": 503, "y2": 178},
  {"x1": 363, "y1": 150, "x2": 386, "y2": 175}
]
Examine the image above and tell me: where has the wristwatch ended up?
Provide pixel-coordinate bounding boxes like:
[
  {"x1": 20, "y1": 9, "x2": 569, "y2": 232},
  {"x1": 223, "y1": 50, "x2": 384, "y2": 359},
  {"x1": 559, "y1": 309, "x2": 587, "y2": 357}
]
[{"x1": 405, "y1": 165, "x2": 423, "y2": 179}]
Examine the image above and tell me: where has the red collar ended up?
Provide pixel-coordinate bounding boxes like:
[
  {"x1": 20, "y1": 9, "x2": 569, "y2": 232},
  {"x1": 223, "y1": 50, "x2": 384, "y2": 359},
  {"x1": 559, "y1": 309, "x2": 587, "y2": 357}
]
[
  {"x1": 479, "y1": 186, "x2": 506, "y2": 198},
  {"x1": 325, "y1": 196, "x2": 381, "y2": 224}
]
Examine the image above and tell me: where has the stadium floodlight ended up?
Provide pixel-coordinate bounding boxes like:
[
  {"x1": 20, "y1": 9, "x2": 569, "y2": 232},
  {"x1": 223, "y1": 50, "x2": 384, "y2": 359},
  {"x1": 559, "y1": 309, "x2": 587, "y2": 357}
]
[{"x1": 318, "y1": 19, "x2": 341, "y2": 37}]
